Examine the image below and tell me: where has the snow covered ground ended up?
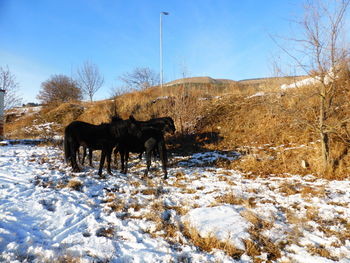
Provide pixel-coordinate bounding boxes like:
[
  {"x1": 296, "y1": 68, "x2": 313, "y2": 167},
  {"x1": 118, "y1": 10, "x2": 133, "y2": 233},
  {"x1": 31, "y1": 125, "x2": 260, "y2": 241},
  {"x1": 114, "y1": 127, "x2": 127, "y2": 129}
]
[{"x1": 0, "y1": 143, "x2": 350, "y2": 262}]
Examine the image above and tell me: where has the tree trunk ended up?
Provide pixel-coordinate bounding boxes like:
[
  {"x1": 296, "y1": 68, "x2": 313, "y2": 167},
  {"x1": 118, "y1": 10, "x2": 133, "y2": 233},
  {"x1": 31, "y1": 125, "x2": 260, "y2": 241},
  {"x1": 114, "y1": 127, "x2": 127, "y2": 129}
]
[
  {"x1": 319, "y1": 90, "x2": 332, "y2": 173},
  {"x1": 320, "y1": 130, "x2": 331, "y2": 171}
]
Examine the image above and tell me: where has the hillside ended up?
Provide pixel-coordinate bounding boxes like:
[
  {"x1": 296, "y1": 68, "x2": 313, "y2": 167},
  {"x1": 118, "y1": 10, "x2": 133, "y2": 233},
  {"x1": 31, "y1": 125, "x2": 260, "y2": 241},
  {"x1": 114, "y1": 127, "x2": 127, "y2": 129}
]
[{"x1": 4, "y1": 73, "x2": 349, "y2": 178}]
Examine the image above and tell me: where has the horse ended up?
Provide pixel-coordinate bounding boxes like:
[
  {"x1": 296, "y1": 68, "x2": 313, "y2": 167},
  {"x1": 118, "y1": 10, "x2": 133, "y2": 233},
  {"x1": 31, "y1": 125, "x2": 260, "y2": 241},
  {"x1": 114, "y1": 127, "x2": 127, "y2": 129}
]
[
  {"x1": 117, "y1": 117, "x2": 168, "y2": 179},
  {"x1": 113, "y1": 116, "x2": 175, "y2": 161},
  {"x1": 64, "y1": 116, "x2": 140, "y2": 175},
  {"x1": 79, "y1": 116, "x2": 123, "y2": 167},
  {"x1": 79, "y1": 116, "x2": 175, "y2": 168},
  {"x1": 136, "y1": 116, "x2": 176, "y2": 135}
]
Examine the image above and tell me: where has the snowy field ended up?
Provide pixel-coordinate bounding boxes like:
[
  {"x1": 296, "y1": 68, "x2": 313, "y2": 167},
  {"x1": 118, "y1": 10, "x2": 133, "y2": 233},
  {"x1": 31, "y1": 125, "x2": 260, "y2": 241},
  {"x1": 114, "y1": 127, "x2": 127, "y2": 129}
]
[{"x1": 0, "y1": 143, "x2": 350, "y2": 262}]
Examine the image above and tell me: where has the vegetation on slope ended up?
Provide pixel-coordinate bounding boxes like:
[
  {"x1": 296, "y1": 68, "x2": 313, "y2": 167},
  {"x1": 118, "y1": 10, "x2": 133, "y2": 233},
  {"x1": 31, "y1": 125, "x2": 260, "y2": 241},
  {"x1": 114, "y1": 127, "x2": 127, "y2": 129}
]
[{"x1": 4, "y1": 73, "x2": 350, "y2": 179}]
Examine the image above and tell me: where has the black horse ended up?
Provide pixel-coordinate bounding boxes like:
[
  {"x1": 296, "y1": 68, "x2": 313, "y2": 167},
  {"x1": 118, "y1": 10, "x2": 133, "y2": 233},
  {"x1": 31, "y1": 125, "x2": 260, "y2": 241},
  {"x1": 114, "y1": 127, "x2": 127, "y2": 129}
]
[
  {"x1": 115, "y1": 116, "x2": 175, "y2": 161},
  {"x1": 79, "y1": 116, "x2": 123, "y2": 167},
  {"x1": 80, "y1": 116, "x2": 175, "y2": 168},
  {"x1": 64, "y1": 116, "x2": 140, "y2": 175},
  {"x1": 136, "y1": 116, "x2": 176, "y2": 135},
  {"x1": 117, "y1": 116, "x2": 168, "y2": 179}
]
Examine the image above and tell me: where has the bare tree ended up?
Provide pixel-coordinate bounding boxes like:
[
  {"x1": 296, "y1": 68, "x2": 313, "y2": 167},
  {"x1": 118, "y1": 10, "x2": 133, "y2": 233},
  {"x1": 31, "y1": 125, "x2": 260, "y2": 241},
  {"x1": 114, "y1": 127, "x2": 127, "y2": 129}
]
[
  {"x1": 37, "y1": 74, "x2": 82, "y2": 104},
  {"x1": 119, "y1": 67, "x2": 159, "y2": 91},
  {"x1": 278, "y1": 0, "x2": 350, "y2": 173},
  {"x1": 76, "y1": 61, "x2": 104, "y2": 101},
  {"x1": 0, "y1": 66, "x2": 22, "y2": 110}
]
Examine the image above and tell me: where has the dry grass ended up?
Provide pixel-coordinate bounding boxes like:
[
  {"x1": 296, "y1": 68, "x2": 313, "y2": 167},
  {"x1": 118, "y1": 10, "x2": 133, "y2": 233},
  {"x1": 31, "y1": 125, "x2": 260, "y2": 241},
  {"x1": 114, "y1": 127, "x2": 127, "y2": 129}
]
[
  {"x1": 214, "y1": 193, "x2": 244, "y2": 206},
  {"x1": 5, "y1": 75, "x2": 350, "y2": 178},
  {"x1": 66, "y1": 180, "x2": 83, "y2": 191},
  {"x1": 306, "y1": 244, "x2": 338, "y2": 261},
  {"x1": 301, "y1": 185, "x2": 326, "y2": 198},
  {"x1": 240, "y1": 210, "x2": 282, "y2": 262},
  {"x1": 165, "y1": 205, "x2": 189, "y2": 216},
  {"x1": 107, "y1": 201, "x2": 125, "y2": 213},
  {"x1": 182, "y1": 221, "x2": 245, "y2": 259},
  {"x1": 142, "y1": 200, "x2": 182, "y2": 240},
  {"x1": 141, "y1": 188, "x2": 158, "y2": 195},
  {"x1": 56, "y1": 255, "x2": 81, "y2": 263},
  {"x1": 96, "y1": 226, "x2": 115, "y2": 238}
]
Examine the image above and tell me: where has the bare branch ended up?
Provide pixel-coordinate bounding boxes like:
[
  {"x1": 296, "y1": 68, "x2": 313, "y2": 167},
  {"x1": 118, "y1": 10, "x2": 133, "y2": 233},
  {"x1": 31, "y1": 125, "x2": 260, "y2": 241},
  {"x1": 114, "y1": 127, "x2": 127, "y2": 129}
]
[
  {"x1": 0, "y1": 66, "x2": 22, "y2": 110},
  {"x1": 76, "y1": 61, "x2": 104, "y2": 101}
]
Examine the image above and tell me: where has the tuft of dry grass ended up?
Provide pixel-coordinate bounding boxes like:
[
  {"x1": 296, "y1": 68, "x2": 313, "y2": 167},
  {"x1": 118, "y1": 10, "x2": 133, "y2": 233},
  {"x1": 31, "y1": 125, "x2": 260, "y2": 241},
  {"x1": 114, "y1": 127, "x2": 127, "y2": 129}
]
[
  {"x1": 240, "y1": 210, "x2": 281, "y2": 262},
  {"x1": 279, "y1": 182, "x2": 301, "y2": 196},
  {"x1": 166, "y1": 206, "x2": 189, "y2": 216},
  {"x1": 141, "y1": 188, "x2": 158, "y2": 195},
  {"x1": 306, "y1": 244, "x2": 338, "y2": 261},
  {"x1": 56, "y1": 255, "x2": 81, "y2": 263},
  {"x1": 214, "y1": 193, "x2": 244, "y2": 206},
  {"x1": 182, "y1": 221, "x2": 245, "y2": 259},
  {"x1": 108, "y1": 201, "x2": 125, "y2": 213},
  {"x1": 66, "y1": 180, "x2": 83, "y2": 191},
  {"x1": 96, "y1": 226, "x2": 115, "y2": 238},
  {"x1": 301, "y1": 184, "x2": 325, "y2": 198}
]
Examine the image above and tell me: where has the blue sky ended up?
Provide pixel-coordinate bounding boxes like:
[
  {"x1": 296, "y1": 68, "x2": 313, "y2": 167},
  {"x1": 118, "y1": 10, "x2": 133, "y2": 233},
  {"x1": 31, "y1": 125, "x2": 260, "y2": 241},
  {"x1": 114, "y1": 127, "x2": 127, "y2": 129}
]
[{"x1": 0, "y1": 0, "x2": 305, "y2": 103}]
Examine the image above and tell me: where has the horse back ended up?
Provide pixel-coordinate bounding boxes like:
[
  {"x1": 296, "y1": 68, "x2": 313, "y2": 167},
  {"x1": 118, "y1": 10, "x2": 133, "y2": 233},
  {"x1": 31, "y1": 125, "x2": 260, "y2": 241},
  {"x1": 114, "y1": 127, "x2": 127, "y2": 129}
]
[{"x1": 65, "y1": 121, "x2": 113, "y2": 148}]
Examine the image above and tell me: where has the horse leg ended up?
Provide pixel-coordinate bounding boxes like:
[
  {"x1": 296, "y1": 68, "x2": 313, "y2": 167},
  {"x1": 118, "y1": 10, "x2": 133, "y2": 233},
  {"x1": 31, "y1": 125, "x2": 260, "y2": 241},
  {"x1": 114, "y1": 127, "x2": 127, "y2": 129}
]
[
  {"x1": 144, "y1": 138, "x2": 156, "y2": 177},
  {"x1": 120, "y1": 149, "x2": 125, "y2": 173},
  {"x1": 77, "y1": 147, "x2": 82, "y2": 164},
  {"x1": 98, "y1": 149, "x2": 106, "y2": 176},
  {"x1": 106, "y1": 147, "x2": 113, "y2": 175},
  {"x1": 89, "y1": 148, "x2": 93, "y2": 167},
  {"x1": 113, "y1": 147, "x2": 118, "y2": 169},
  {"x1": 71, "y1": 143, "x2": 80, "y2": 172},
  {"x1": 158, "y1": 141, "x2": 168, "y2": 179},
  {"x1": 144, "y1": 148, "x2": 152, "y2": 177},
  {"x1": 124, "y1": 151, "x2": 129, "y2": 174}
]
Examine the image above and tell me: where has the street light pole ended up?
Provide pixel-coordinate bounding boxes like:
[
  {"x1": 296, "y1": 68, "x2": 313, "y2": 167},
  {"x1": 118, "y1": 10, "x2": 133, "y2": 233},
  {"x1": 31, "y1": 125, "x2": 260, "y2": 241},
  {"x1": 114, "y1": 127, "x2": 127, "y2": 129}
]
[{"x1": 160, "y1": 11, "x2": 169, "y2": 92}]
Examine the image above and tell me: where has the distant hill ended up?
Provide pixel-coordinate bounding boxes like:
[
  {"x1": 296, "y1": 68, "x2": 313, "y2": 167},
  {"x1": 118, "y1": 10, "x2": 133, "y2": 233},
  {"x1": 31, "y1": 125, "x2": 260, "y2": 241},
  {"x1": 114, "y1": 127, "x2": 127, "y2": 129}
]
[
  {"x1": 164, "y1": 76, "x2": 307, "y2": 88},
  {"x1": 238, "y1": 76, "x2": 307, "y2": 86},
  {"x1": 164, "y1": 76, "x2": 237, "y2": 86}
]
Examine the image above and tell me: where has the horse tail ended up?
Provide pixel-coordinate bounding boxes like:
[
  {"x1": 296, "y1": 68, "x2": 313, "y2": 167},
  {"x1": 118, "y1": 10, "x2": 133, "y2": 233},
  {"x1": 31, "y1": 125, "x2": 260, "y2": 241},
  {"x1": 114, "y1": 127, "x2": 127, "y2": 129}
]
[{"x1": 63, "y1": 128, "x2": 71, "y2": 163}]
